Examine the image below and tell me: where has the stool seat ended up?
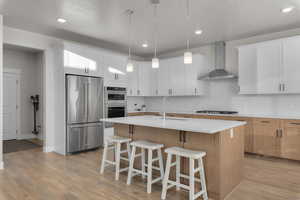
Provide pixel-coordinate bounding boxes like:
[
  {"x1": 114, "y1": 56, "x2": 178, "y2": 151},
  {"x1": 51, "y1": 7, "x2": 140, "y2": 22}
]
[
  {"x1": 165, "y1": 147, "x2": 206, "y2": 159},
  {"x1": 109, "y1": 136, "x2": 132, "y2": 143},
  {"x1": 130, "y1": 140, "x2": 164, "y2": 150}
]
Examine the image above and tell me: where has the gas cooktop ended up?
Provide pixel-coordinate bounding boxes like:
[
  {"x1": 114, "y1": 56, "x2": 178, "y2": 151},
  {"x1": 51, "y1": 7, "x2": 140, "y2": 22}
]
[{"x1": 196, "y1": 110, "x2": 238, "y2": 115}]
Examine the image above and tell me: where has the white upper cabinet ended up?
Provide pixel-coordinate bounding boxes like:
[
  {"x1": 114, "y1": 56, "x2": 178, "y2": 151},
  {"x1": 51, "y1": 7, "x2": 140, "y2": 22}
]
[
  {"x1": 238, "y1": 36, "x2": 300, "y2": 94},
  {"x1": 125, "y1": 55, "x2": 206, "y2": 97},
  {"x1": 126, "y1": 63, "x2": 139, "y2": 96},
  {"x1": 64, "y1": 50, "x2": 101, "y2": 77},
  {"x1": 184, "y1": 54, "x2": 205, "y2": 96},
  {"x1": 238, "y1": 45, "x2": 257, "y2": 94},
  {"x1": 256, "y1": 40, "x2": 282, "y2": 94},
  {"x1": 103, "y1": 54, "x2": 127, "y2": 87},
  {"x1": 157, "y1": 59, "x2": 170, "y2": 96},
  {"x1": 138, "y1": 62, "x2": 152, "y2": 96},
  {"x1": 169, "y1": 57, "x2": 185, "y2": 96},
  {"x1": 282, "y1": 36, "x2": 300, "y2": 93}
]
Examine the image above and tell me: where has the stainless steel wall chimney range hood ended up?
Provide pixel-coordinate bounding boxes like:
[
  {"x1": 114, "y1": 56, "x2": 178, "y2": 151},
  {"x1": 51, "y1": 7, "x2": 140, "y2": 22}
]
[{"x1": 199, "y1": 41, "x2": 237, "y2": 80}]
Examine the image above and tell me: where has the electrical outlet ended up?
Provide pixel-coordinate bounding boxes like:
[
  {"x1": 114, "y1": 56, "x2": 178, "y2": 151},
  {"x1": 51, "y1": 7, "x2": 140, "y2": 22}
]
[{"x1": 230, "y1": 129, "x2": 234, "y2": 138}]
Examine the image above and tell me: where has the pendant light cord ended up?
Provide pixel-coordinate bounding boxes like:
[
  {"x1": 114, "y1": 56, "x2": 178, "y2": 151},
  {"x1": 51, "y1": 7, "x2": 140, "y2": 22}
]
[
  {"x1": 186, "y1": 0, "x2": 191, "y2": 51},
  {"x1": 128, "y1": 11, "x2": 133, "y2": 59},
  {"x1": 154, "y1": 4, "x2": 158, "y2": 58}
]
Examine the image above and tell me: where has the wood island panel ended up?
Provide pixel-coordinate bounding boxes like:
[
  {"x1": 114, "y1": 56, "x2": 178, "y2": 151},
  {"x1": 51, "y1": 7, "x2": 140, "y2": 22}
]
[{"x1": 114, "y1": 123, "x2": 245, "y2": 200}]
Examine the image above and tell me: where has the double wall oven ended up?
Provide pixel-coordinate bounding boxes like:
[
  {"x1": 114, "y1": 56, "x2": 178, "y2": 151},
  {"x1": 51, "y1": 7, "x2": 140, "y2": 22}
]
[{"x1": 104, "y1": 87, "x2": 127, "y2": 128}]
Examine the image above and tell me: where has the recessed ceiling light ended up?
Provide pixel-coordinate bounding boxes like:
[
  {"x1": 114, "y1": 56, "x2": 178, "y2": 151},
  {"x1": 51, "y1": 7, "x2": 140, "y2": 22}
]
[
  {"x1": 195, "y1": 29, "x2": 203, "y2": 35},
  {"x1": 57, "y1": 18, "x2": 67, "y2": 23},
  {"x1": 142, "y1": 43, "x2": 148, "y2": 48},
  {"x1": 281, "y1": 6, "x2": 294, "y2": 13}
]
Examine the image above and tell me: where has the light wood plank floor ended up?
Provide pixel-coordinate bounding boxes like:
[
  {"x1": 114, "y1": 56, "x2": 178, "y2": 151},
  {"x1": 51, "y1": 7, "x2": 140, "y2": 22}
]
[{"x1": 1, "y1": 148, "x2": 300, "y2": 200}]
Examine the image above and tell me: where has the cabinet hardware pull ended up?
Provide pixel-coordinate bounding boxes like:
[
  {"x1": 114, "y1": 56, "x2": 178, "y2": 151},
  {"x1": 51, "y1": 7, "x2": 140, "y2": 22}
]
[
  {"x1": 179, "y1": 132, "x2": 182, "y2": 142},
  {"x1": 280, "y1": 129, "x2": 283, "y2": 137},
  {"x1": 279, "y1": 84, "x2": 281, "y2": 92},
  {"x1": 260, "y1": 121, "x2": 270, "y2": 123},
  {"x1": 290, "y1": 122, "x2": 300, "y2": 126},
  {"x1": 195, "y1": 88, "x2": 197, "y2": 94},
  {"x1": 276, "y1": 129, "x2": 279, "y2": 137},
  {"x1": 283, "y1": 84, "x2": 285, "y2": 92}
]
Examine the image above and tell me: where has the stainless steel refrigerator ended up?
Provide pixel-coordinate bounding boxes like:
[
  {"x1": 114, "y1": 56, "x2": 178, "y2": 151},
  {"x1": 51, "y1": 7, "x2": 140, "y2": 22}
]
[{"x1": 66, "y1": 74, "x2": 104, "y2": 153}]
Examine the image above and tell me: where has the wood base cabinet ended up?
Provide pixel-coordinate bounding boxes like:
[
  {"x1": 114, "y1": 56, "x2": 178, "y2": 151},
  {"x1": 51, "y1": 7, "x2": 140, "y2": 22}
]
[
  {"x1": 253, "y1": 118, "x2": 281, "y2": 157},
  {"x1": 280, "y1": 120, "x2": 300, "y2": 160}
]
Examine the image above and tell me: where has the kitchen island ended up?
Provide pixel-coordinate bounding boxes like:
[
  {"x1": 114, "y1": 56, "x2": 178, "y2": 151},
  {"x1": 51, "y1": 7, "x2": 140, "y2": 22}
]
[{"x1": 101, "y1": 116, "x2": 246, "y2": 200}]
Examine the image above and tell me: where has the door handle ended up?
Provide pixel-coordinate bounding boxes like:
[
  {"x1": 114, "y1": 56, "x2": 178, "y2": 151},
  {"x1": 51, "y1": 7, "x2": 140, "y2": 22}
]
[
  {"x1": 279, "y1": 84, "x2": 282, "y2": 92},
  {"x1": 276, "y1": 129, "x2": 279, "y2": 137},
  {"x1": 290, "y1": 122, "x2": 300, "y2": 126},
  {"x1": 280, "y1": 129, "x2": 283, "y2": 137},
  {"x1": 283, "y1": 84, "x2": 285, "y2": 92}
]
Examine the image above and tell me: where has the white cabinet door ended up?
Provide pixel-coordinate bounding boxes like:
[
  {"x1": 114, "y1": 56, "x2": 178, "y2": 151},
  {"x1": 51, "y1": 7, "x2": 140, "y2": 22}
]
[
  {"x1": 184, "y1": 54, "x2": 205, "y2": 96},
  {"x1": 127, "y1": 62, "x2": 139, "y2": 96},
  {"x1": 282, "y1": 37, "x2": 300, "y2": 93},
  {"x1": 103, "y1": 55, "x2": 127, "y2": 87},
  {"x1": 138, "y1": 62, "x2": 151, "y2": 96},
  {"x1": 157, "y1": 59, "x2": 170, "y2": 96},
  {"x1": 169, "y1": 57, "x2": 185, "y2": 96},
  {"x1": 149, "y1": 67, "x2": 158, "y2": 96},
  {"x1": 256, "y1": 41, "x2": 282, "y2": 94},
  {"x1": 238, "y1": 45, "x2": 258, "y2": 94}
]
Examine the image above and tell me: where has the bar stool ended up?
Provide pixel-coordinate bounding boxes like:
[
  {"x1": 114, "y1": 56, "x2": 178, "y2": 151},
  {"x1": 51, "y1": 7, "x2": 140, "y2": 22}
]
[
  {"x1": 161, "y1": 147, "x2": 208, "y2": 200},
  {"x1": 127, "y1": 140, "x2": 164, "y2": 194},
  {"x1": 100, "y1": 136, "x2": 131, "y2": 181}
]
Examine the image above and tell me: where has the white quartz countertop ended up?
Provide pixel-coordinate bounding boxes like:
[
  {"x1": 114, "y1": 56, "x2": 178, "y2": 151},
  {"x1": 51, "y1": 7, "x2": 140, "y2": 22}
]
[
  {"x1": 128, "y1": 111, "x2": 300, "y2": 120},
  {"x1": 101, "y1": 116, "x2": 246, "y2": 134}
]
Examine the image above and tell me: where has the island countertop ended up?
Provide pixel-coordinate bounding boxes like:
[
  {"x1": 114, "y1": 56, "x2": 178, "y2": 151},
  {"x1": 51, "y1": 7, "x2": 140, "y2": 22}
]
[{"x1": 101, "y1": 115, "x2": 246, "y2": 134}]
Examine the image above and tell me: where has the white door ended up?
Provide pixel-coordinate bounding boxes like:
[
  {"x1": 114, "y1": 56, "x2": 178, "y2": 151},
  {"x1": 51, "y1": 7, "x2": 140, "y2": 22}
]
[
  {"x1": 256, "y1": 40, "x2": 282, "y2": 94},
  {"x1": 282, "y1": 37, "x2": 300, "y2": 93},
  {"x1": 3, "y1": 73, "x2": 18, "y2": 140}
]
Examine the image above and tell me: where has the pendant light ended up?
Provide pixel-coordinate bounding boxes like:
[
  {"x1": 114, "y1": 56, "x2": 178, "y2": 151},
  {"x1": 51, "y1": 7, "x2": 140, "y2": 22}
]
[
  {"x1": 152, "y1": 2, "x2": 159, "y2": 69},
  {"x1": 126, "y1": 10, "x2": 134, "y2": 72},
  {"x1": 184, "y1": 0, "x2": 192, "y2": 64}
]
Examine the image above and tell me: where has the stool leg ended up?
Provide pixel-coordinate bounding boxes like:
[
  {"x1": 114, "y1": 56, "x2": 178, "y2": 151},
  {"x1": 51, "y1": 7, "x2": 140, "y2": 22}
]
[
  {"x1": 189, "y1": 158, "x2": 195, "y2": 200},
  {"x1": 147, "y1": 149, "x2": 153, "y2": 194},
  {"x1": 158, "y1": 148, "x2": 164, "y2": 180},
  {"x1": 161, "y1": 153, "x2": 172, "y2": 200},
  {"x1": 126, "y1": 142, "x2": 131, "y2": 159},
  {"x1": 100, "y1": 142, "x2": 108, "y2": 174},
  {"x1": 176, "y1": 155, "x2": 180, "y2": 191},
  {"x1": 115, "y1": 143, "x2": 121, "y2": 181},
  {"x1": 141, "y1": 148, "x2": 146, "y2": 179},
  {"x1": 199, "y1": 158, "x2": 208, "y2": 200},
  {"x1": 127, "y1": 146, "x2": 136, "y2": 185}
]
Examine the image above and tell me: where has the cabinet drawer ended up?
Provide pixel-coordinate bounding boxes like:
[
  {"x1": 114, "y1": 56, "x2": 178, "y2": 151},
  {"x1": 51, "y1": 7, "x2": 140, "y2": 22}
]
[
  {"x1": 253, "y1": 118, "x2": 279, "y2": 126},
  {"x1": 282, "y1": 119, "x2": 300, "y2": 128}
]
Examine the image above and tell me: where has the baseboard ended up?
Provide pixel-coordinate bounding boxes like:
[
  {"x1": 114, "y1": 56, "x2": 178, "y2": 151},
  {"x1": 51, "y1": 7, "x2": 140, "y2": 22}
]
[
  {"x1": 17, "y1": 133, "x2": 37, "y2": 140},
  {"x1": 43, "y1": 146, "x2": 55, "y2": 153},
  {"x1": 0, "y1": 161, "x2": 4, "y2": 170}
]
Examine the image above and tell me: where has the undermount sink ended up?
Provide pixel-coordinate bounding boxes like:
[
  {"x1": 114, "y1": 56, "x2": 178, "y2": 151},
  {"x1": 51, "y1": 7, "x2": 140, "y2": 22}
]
[{"x1": 159, "y1": 117, "x2": 187, "y2": 121}]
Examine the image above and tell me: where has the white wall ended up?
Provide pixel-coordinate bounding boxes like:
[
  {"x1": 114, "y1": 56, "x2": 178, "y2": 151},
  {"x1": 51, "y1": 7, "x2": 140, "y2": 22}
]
[
  {"x1": 3, "y1": 48, "x2": 43, "y2": 140},
  {"x1": 143, "y1": 28, "x2": 300, "y2": 116},
  {"x1": 3, "y1": 26, "x2": 62, "y2": 156},
  {"x1": 0, "y1": 16, "x2": 3, "y2": 169}
]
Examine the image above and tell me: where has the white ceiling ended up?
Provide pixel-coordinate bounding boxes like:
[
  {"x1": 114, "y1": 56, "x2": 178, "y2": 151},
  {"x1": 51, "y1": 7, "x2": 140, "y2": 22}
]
[{"x1": 1, "y1": 0, "x2": 300, "y2": 57}]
